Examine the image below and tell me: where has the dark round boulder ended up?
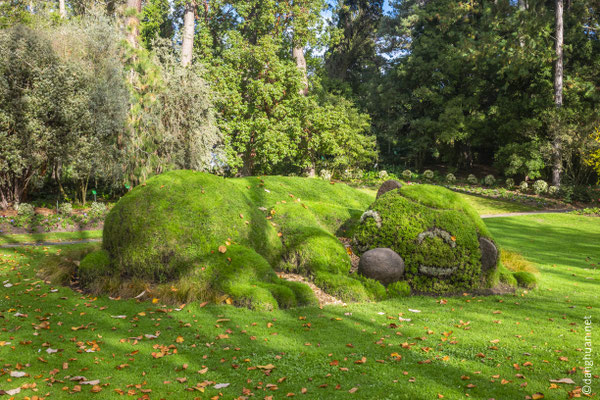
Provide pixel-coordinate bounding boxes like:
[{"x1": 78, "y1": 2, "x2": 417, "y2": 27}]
[
  {"x1": 358, "y1": 248, "x2": 405, "y2": 285},
  {"x1": 479, "y1": 237, "x2": 498, "y2": 272},
  {"x1": 376, "y1": 180, "x2": 403, "y2": 199}
]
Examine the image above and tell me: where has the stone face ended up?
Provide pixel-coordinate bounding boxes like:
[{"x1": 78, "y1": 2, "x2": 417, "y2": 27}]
[
  {"x1": 358, "y1": 248, "x2": 405, "y2": 285},
  {"x1": 479, "y1": 237, "x2": 498, "y2": 272},
  {"x1": 376, "y1": 180, "x2": 403, "y2": 199}
]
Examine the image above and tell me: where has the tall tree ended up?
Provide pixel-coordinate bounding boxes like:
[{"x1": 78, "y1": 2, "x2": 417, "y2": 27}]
[
  {"x1": 181, "y1": 1, "x2": 196, "y2": 66},
  {"x1": 59, "y1": 0, "x2": 66, "y2": 18},
  {"x1": 126, "y1": 0, "x2": 142, "y2": 48},
  {"x1": 552, "y1": 0, "x2": 564, "y2": 186}
]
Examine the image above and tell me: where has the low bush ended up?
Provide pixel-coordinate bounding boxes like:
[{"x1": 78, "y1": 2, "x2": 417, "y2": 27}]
[
  {"x1": 467, "y1": 174, "x2": 478, "y2": 185},
  {"x1": 423, "y1": 170, "x2": 434, "y2": 180},
  {"x1": 387, "y1": 281, "x2": 411, "y2": 298},
  {"x1": 505, "y1": 178, "x2": 515, "y2": 189},
  {"x1": 533, "y1": 180, "x2": 548, "y2": 194},
  {"x1": 58, "y1": 203, "x2": 73, "y2": 215},
  {"x1": 16, "y1": 203, "x2": 35, "y2": 217},
  {"x1": 513, "y1": 271, "x2": 538, "y2": 289},
  {"x1": 484, "y1": 174, "x2": 496, "y2": 186},
  {"x1": 519, "y1": 181, "x2": 529, "y2": 191},
  {"x1": 402, "y1": 169, "x2": 412, "y2": 180},
  {"x1": 445, "y1": 173, "x2": 456, "y2": 183}
]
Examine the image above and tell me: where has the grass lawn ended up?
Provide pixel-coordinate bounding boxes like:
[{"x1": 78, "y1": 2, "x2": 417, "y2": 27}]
[
  {"x1": 0, "y1": 230, "x2": 102, "y2": 246},
  {"x1": 455, "y1": 192, "x2": 538, "y2": 215},
  {"x1": 0, "y1": 216, "x2": 598, "y2": 399}
]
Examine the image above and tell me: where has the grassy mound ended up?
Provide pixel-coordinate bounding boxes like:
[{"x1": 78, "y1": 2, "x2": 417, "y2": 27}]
[
  {"x1": 84, "y1": 171, "x2": 381, "y2": 309},
  {"x1": 353, "y1": 185, "x2": 500, "y2": 293}
]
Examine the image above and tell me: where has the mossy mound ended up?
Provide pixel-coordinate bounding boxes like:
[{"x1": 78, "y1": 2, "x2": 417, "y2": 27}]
[
  {"x1": 353, "y1": 184, "x2": 500, "y2": 293},
  {"x1": 85, "y1": 170, "x2": 386, "y2": 309}
]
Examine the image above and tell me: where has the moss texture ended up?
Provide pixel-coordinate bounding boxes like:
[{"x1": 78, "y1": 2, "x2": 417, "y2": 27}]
[
  {"x1": 353, "y1": 184, "x2": 499, "y2": 294},
  {"x1": 97, "y1": 171, "x2": 379, "y2": 309}
]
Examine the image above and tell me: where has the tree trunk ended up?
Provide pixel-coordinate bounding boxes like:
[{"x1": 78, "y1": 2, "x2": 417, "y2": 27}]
[
  {"x1": 59, "y1": 0, "x2": 66, "y2": 18},
  {"x1": 126, "y1": 0, "x2": 142, "y2": 49},
  {"x1": 181, "y1": 2, "x2": 196, "y2": 67},
  {"x1": 292, "y1": 46, "x2": 309, "y2": 96},
  {"x1": 552, "y1": 0, "x2": 564, "y2": 187}
]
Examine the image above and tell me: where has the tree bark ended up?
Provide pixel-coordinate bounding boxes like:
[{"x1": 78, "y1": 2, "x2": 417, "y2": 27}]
[
  {"x1": 293, "y1": 46, "x2": 309, "y2": 96},
  {"x1": 181, "y1": 2, "x2": 196, "y2": 67},
  {"x1": 552, "y1": 0, "x2": 564, "y2": 187},
  {"x1": 59, "y1": 0, "x2": 66, "y2": 18},
  {"x1": 126, "y1": 0, "x2": 142, "y2": 49}
]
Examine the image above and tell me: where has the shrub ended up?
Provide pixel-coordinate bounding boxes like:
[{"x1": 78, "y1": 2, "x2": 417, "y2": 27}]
[
  {"x1": 505, "y1": 178, "x2": 515, "y2": 189},
  {"x1": 353, "y1": 169, "x2": 364, "y2": 180},
  {"x1": 353, "y1": 184, "x2": 498, "y2": 294},
  {"x1": 402, "y1": 169, "x2": 412, "y2": 180},
  {"x1": 387, "y1": 281, "x2": 411, "y2": 298},
  {"x1": 58, "y1": 203, "x2": 73, "y2": 215},
  {"x1": 533, "y1": 180, "x2": 548, "y2": 194},
  {"x1": 319, "y1": 169, "x2": 332, "y2": 180},
  {"x1": 484, "y1": 174, "x2": 496, "y2": 186},
  {"x1": 467, "y1": 174, "x2": 478, "y2": 185},
  {"x1": 78, "y1": 249, "x2": 111, "y2": 285},
  {"x1": 16, "y1": 203, "x2": 35, "y2": 217},
  {"x1": 513, "y1": 271, "x2": 537, "y2": 289},
  {"x1": 497, "y1": 265, "x2": 518, "y2": 287},
  {"x1": 423, "y1": 169, "x2": 434, "y2": 180},
  {"x1": 89, "y1": 202, "x2": 107, "y2": 219},
  {"x1": 378, "y1": 170, "x2": 388, "y2": 179},
  {"x1": 445, "y1": 173, "x2": 456, "y2": 184},
  {"x1": 341, "y1": 169, "x2": 353, "y2": 181},
  {"x1": 548, "y1": 185, "x2": 559, "y2": 196},
  {"x1": 519, "y1": 181, "x2": 529, "y2": 191}
]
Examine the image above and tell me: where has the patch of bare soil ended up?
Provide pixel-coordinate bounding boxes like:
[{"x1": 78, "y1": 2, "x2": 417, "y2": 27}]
[
  {"x1": 337, "y1": 237, "x2": 360, "y2": 272},
  {"x1": 277, "y1": 272, "x2": 346, "y2": 307}
]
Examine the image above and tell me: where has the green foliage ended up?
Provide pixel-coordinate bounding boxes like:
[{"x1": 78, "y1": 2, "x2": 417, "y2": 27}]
[
  {"x1": 16, "y1": 203, "x2": 34, "y2": 217},
  {"x1": 519, "y1": 181, "x2": 529, "y2": 191},
  {"x1": 497, "y1": 264, "x2": 518, "y2": 287},
  {"x1": 423, "y1": 169, "x2": 434, "y2": 180},
  {"x1": 445, "y1": 173, "x2": 456, "y2": 184},
  {"x1": 100, "y1": 171, "x2": 378, "y2": 308},
  {"x1": 402, "y1": 169, "x2": 412, "y2": 180},
  {"x1": 513, "y1": 271, "x2": 538, "y2": 289},
  {"x1": 354, "y1": 184, "x2": 496, "y2": 293},
  {"x1": 484, "y1": 175, "x2": 496, "y2": 186},
  {"x1": 532, "y1": 180, "x2": 548, "y2": 194},
  {"x1": 467, "y1": 174, "x2": 478, "y2": 185},
  {"x1": 505, "y1": 178, "x2": 515, "y2": 189},
  {"x1": 386, "y1": 281, "x2": 411, "y2": 298},
  {"x1": 495, "y1": 142, "x2": 545, "y2": 179},
  {"x1": 58, "y1": 203, "x2": 73, "y2": 215}
]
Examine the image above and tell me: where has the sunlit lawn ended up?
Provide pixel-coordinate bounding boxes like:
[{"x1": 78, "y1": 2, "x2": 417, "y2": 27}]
[{"x1": 0, "y1": 215, "x2": 598, "y2": 399}]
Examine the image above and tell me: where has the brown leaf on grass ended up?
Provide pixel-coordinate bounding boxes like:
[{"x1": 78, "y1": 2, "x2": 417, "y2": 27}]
[
  {"x1": 354, "y1": 357, "x2": 366, "y2": 364},
  {"x1": 349, "y1": 387, "x2": 358, "y2": 393},
  {"x1": 218, "y1": 246, "x2": 227, "y2": 254},
  {"x1": 549, "y1": 378, "x2": 575, "y2": 384}
]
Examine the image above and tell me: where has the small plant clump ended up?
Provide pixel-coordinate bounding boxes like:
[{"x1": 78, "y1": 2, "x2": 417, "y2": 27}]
[
  {"x1": 548, "y1": 185, "x2": 559, "y2": 196},
  {"x1": 379, "y1": 170, "x2": 389, "y2": 179},
  {"x1": 533, "y1": 180, "x2": 548, "y2": 194},
  {"x1": 445, "y1": 173, "x2": 456, "y2": 183},
  {"x1": 423, "y1": 169, "x2": 434, "y2": 180},
  {"x1": 319, "y1": 169, "x2": 332, "y2": 180},
  {"x1": 505, "y1": 178, "x2": 515, "y2": 189},
  {"x1": 402, "y1": 169, "x2": 412, "y2": 180},
  {"x1": 16, "y1": 203, "x2": 35, "y2": 217},
  {"x1": 58, "y1": 203, "x2": 73, "y2": 215},
  {"x1": 519, "y1": 181, "x2": 529, "y2": 191},
  {"x1": 467, "y1": 174, "x2": 478, "y2": 185},
  {"x1": 513, "y1": 271, "x2": 538, "y2": 289},
  {"x1": 484, "y1": 174, "x2": 496, "y2": 186}
]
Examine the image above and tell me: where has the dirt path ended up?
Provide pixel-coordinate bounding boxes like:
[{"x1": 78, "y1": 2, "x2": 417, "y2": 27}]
[
  {"x1": 277, "y1": 272, "x2": 346, "y2": 307},
  {"x1": 480, "y1": 209, "x2": 572, "y2": 218}
]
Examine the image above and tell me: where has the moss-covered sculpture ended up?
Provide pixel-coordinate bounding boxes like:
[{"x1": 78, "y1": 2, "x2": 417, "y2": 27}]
[
  {"x1": 80, "y1": 170, "x2": 392, "y2": 310},
  {"x1": 353, "y1": 184, "x2": 501, "y2": 293}
]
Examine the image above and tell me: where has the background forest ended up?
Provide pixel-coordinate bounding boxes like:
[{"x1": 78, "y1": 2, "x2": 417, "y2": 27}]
[{"x1": 0, "y1": 0, "x2": 599, "y2": 208}]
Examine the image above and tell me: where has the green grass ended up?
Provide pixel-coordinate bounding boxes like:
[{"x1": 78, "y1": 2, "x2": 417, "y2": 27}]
[
  {"x1": 455, "y1": 192, "x2": 537, "y2": 215},
  {"x1": 0, "y1": 229, "x2": 102, "y2": 245},
  {"x1": 0, "y1": 213, "x2": 597, "y2": 399}
]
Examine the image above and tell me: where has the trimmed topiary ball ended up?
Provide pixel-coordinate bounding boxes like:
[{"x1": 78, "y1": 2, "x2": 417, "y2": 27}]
[
  {"x1": 423, "y1": 170, "x2": 434, "y2": 180},
  {"x1": 467, "y1": 174, "x2": 478, "y2": 185},
  {"x1": 319, "y1": 169, "x2": 332, "y2": 181},
  {"x1": 533, "y1": 180, "x2": 548, "y2": 194},
  {"x1": 484, "y1": 174, "x2": 496, "y2": 186},
  {"x1": 16, "y1": 203, "x2": 35, "y2": 217},
  {"x1": 402, "y1": 169, "x2": 412, "y2": 180},
  {"x1": 58, "y1": 203, "x2": 73, "y2": 215},
  {"x1": 505, "y1": 178, "x2": 515, "y2": 189},
  {"x1": 354, "y1": 185, "x2": 499, "y2": 293},
  {"x1": 519, "y1": 181, "x2": 529, "y2": 191},
  {"x1": 446, "y1": 173, "x2": 456, "y2": 184},
  {"x1": 378, "y1": 170, "x2": 389, "y2": 179}
]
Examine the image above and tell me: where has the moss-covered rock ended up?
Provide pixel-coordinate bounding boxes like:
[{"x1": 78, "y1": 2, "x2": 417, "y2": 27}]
[
  {"x1": 79, "y1": 249, "x2": 111, "y2": 285},
  {"x1": 97, "y1": 170, "x2": 382, "y2": 309},
  {"x1": 353, "y1": 184, "x2": 499, "y2": 294}
]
